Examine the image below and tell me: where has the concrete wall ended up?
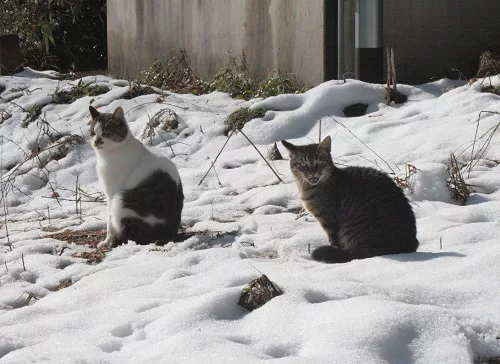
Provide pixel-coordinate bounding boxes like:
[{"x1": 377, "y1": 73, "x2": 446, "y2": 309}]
[
  {"x1": 107, "y1": 0, "x2": 325, "y2": 86},
  {"x1": 108, "y1": 0, "x2": 500, "y2": 86}
]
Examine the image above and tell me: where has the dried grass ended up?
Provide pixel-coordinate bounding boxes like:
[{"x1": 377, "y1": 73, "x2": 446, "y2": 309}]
[
  {"x1": 141, "y1": 108, "x2": 179, "y2": 144},
  {"x1": 224, "y1": 108, "x2": 267, "y2": 133},
  {"x1": 477, "y1": 51, "x2": 500, "y2": 78},
  {"x1": 20, "y1": 104, "x2": 42, "y2": 128},
  {"x1": 72, "y1": 250, "x2": 108, "y2": 265},
  {"x1": 0, "y1": 109, "x2": 11, "y2": 124},
  {"x1": 447, "y1": 153, "x2": 472, "y2": 205},
  {"x1": 136, "y1": 49, "x2": 205, "y2": 95},
  {"x1": 466, "y1": 110, "x2": 500, "y2": 177},
  {"x1": 123, "y1": 83, "x2": 159, "y2": 99},
  {"x1": 55, "y1": 279, "x2": 73, "y2": 291},
  {"x1": 394, "y1": 164, "x2": 418, "y2": 193},
  {"x1": 481, "y1": 85, "x2": 500, "y2": 96}
]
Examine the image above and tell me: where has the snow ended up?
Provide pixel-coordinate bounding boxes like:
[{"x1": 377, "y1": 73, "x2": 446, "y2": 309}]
[{"x1": 0, "y1": 70, "x2": 500, "y2": 363}]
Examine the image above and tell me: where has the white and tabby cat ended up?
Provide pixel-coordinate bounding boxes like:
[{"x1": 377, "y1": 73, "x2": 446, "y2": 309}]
[{"x1": 89, "y1": 106, "x2": 183, "y2": 248}]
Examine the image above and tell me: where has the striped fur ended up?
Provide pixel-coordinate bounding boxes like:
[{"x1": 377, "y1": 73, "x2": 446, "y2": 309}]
[{"x1": 282, "y1": 136, "x2": 418, "y2": 263}]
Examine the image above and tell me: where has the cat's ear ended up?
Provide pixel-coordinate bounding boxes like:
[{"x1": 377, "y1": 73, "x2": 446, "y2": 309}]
[
  {"x1": 318, "y1": 135, "x2": 331, "y2": 153},
  {"x1": 89, "y1": 106, "x2": 100, "y2": 119},
  {"x1": 281, "y1": 140, "x2": 297, "y2": 155},
  {"x1": 111, "y1": 106, "x2": 125, "y2": 122}
]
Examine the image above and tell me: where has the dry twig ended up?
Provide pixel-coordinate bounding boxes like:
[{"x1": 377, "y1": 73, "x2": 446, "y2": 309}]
[
  {"x1": 394, "y1": 164, "x2": 418, "y2": 193},
  {"x1": 141, "y1": 108, "x2": 178, "y2": 144},
  {"x1": 198, "y1": 129, "x2": 236, "y2": 186},
  {"x1": 385, "y1": 47, "x2": 407, "y2": 104},
  {"x1": 238, "y1": 130, "x2": 283, "y2": 183},
  {"x1": 467, "y1": 110, "x2": 500, "y2": 177},
  {"x1": 330, "y1": 117, "x2": 397, "y2": 175},
  {"x1": 447, "y1": 153, "x2": 472, "y2": 205}
]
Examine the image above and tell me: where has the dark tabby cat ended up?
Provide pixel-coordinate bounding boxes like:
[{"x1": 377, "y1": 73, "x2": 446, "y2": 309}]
[{"x1": 282, "y1": 136, "x2": 418, "y2": 263}]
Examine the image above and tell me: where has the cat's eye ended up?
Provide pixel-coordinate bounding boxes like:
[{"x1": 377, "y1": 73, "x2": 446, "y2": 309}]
[
  {"x1": 102, "y1": 129, "x2": 115, "y2": 137},
  {"x1": 300, "y1": 162, "x2": 308, "y2": 168}
]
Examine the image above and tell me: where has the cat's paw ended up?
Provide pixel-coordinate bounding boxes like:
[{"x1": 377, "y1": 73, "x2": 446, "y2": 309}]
[{"x1": 97, "y1": 238, "x2": 112, "y2": 250}]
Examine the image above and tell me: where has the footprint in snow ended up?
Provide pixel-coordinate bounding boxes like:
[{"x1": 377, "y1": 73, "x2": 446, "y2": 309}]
[
  {"x1": 98, "y1": 339, "x2": 123, "y2": 353},
  {"x1": 134, "y1": 301, "x2": 161, "y2": 313}
]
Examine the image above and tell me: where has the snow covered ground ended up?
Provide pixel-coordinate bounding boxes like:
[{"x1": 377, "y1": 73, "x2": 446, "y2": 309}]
[{"x1": 0, "y1": 69, "x2": 499, "y2": 363}]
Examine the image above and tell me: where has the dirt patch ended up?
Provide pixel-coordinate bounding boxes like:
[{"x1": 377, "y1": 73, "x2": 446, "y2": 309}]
[
  {"x1": 44, "y1": 229, "x2": 109, "y2": 264},
  {"x1": 43, "y1": 226, "x2": 243, "y2": 263},
  {"x1": 45, "y1": 229, "x2": 107, "y2": 248},
  {"x1": 72, "y1": 250, "x2": 108, "y2": 265}
]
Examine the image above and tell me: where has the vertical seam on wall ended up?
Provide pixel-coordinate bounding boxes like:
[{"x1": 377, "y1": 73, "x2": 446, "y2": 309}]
[{"x1": 323, "y1": 0, "x2": 338, "y2": 82}]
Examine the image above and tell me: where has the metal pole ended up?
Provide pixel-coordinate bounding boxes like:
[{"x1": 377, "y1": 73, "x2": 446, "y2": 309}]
[
  {"x1": 355, "y1": 0, "x2": 383, "y2": 83},
  {"x1": 337, "y1": 0, "x2": 345, "y2": 79}
]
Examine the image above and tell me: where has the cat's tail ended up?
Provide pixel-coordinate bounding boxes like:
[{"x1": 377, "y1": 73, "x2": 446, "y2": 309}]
[{"x1": 311, "y1": 245, "x2": 353, "y2": 263}]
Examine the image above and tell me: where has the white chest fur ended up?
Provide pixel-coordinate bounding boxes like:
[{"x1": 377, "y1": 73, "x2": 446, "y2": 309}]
[{"x1": 95, "y1": 136, "x2": 181, "y2": 198}]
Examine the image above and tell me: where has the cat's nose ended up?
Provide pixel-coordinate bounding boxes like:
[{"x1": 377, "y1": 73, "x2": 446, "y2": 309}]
[
  {"x1": 94, "y1": 137, "x2": 103, "y2": 146},
  {"x1": 309, "y1": 177, "x2": 319, "y2": 184}
]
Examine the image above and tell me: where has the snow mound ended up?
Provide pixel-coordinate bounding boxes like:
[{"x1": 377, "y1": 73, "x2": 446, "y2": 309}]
[{"x1": 1, "y1": 72, "x2": 500, "y2": 363}]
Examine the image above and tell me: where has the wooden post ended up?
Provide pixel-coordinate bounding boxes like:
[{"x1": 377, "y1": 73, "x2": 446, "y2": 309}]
[
  {"x1": 386, "y1": 47, "x2": 392, "y2": 105},
  {"x1": 391, "y1": 47, "x2": 397, "y2": 93}
]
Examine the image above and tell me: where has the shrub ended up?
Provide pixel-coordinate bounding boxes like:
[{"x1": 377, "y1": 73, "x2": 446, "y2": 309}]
[
  {"x1": 205, "y1": 69, "x2": 257, "y2": 100},
  {"x1": 224, "y1": 108, "x2": 268, "y2": 133},
  {"x1": 52, "y1": 80, "x2": 109, "y2": 104},
  {"x1": 136, "y1": 49, "x2": 205, "y2": 95},
  {"x1": 0, "y1": 0, "x2": 107, "y2": 71},
  {"x1": 136, "y1": 49, "x2": 307, "y2": 100}
]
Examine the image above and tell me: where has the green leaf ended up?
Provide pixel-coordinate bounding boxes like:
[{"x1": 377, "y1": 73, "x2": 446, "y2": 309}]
[
  {"x1": 44, "y1": 35, "x2": 50, "y2": 53},
  {"x1": 48, "y1": 34, "x2": 56, "y2": 46}
]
